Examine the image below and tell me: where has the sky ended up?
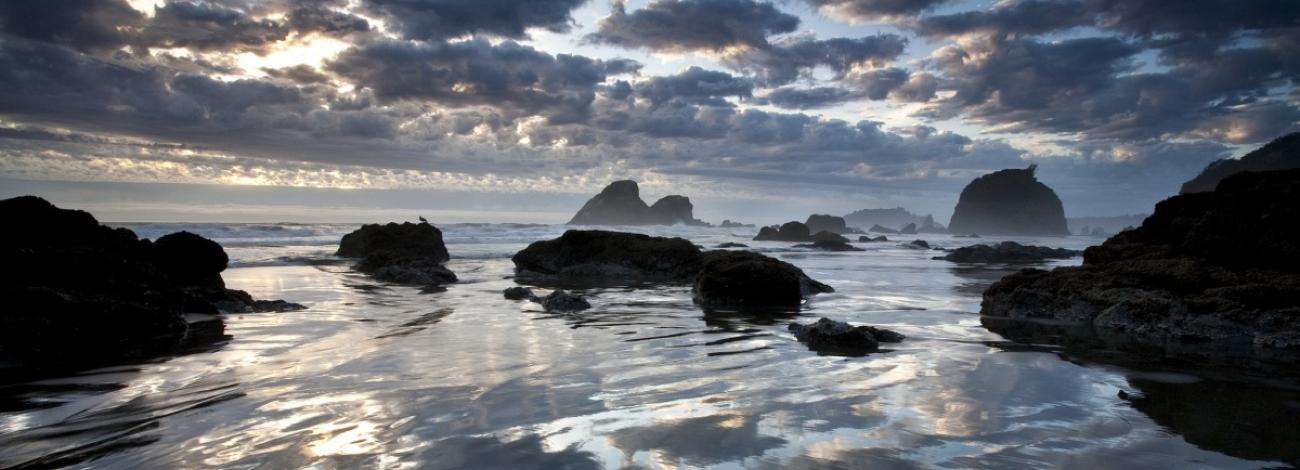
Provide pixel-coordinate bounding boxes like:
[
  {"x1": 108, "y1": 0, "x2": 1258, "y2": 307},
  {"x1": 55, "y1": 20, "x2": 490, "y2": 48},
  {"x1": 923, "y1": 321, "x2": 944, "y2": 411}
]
[{"x1": 0, "y1": 0, "x2": 1297, "y2": 224}]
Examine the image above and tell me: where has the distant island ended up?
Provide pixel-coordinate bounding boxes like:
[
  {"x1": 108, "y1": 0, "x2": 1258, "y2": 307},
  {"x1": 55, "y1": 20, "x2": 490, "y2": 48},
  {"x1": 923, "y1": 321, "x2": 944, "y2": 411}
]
[
  {"x1": 568, "y1": 180, "x2": 710, "y2": 226},
  {"x1": 948, "y1": 165, "x2": 1069, "y2": 236},
  {"x1": 842, "y1": 207, "x2": 945, "y2": 234}
]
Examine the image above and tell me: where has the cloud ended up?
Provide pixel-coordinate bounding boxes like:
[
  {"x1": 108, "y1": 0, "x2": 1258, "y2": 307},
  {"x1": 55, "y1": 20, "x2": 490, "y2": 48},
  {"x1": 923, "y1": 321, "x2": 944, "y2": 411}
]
[
  {"x1": 0, "y1": 0, "x2": 145, "y2": 52},
  {"x1": 586, "y1": 0, "x2": 799, "y2": 52},
  {"x1": 915, "y1": 0, "x2": 1093, "y2": 38},
  {"x1": 755, "y1": 68, "x2": 932, "y2": 109},
  {"x1": 722, "y1": 34, "x2": 908, "y2": 86},
  {"x1": 632, "y1": 66, "x2": 754, "y2": 105},
  {"x1": 362, "y1": 0, "x2": 586, "y2": 41},
  {"x1": 805, "y1": 0, "x2": 953, "y2": 22}
]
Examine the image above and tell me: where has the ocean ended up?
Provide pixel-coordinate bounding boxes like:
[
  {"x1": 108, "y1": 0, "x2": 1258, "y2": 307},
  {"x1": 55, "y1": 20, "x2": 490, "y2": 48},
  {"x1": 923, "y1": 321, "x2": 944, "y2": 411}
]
[{"x1": 1, "y1": 223, "x2": 1295, "y2": 468}]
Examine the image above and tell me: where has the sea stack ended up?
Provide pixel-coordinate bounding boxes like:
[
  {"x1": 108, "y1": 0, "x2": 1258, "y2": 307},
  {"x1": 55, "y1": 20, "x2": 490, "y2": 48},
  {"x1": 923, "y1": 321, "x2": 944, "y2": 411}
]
[
  {"x1": 568, "y1": 180, "x2": 707, "y2": 226},
  {"x1": 948, "y1": 165, "x2": 1069, "y2": 236},
  {"x1": 1180, "y1": 132, "x2": 1300, "y2": 194}
]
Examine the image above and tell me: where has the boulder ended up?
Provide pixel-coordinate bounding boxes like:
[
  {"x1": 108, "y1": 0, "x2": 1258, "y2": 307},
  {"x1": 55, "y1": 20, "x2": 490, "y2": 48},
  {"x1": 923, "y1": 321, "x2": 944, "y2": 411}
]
[
  {"x1": 904, "y1": 240, "x2": 931, "y2": 249},
  {"x1": 717, "y1": 242, "x2": 749, "y2": 248},
  {"x1": 868, "y1": 224, "x2": 898, "y2": 234},
  {"x1": 981, "y1": 169, "x2": 1300, "y2": 360},
  {"x1": 949, "y1": 165, "x2": 1070, "y2": 236},
  {"x1": 541, "y1": 290, "x2": 591, "y2": 312},
  {"x1": 859, "y1": 235, "x2": 888, "y2": 242},
  {"x1": 794, "y1": 239, "x2": 864, "y2": 252},
  {"x1": 810, "y1": 231, "x2": 849, "y2": 243},
  {"x1": 0, "y1": 196, "x2": 296, "y2": 370},
  {"x1": 754, "y1": 221, "x2": 812, "y2": 241},
  {"x1": 718, "y1": 219, "x2": 753, "y2": 228},
  {"x1": 567, "y1": 180, "x2": 708, "y2": 226},
  {"x1": 504, "y1": 286, "x2": 538, "y2": 301},
  {"x1": 512, "y1": 230, "x2": 703, "y2": 281},
  {"x1": 899, "y1": 223, "x2": 918, "y2": 235},
  {"x1": 936, "y1": 242, "x2": 1080, "y2": 263},
  {"x1": 1181, "y1": 132, "x2": 1299, "y2": 194},
  {"x1": 337, "y1": 222, "x2": 457, "y2": 286},
  {"x1": 693, "y1": 250, "x2": 833, "y2": 309},
  {"x1": 788, "y1": 318, "x2": 904, "y2": 356},
  {"x1": 805, "y1": 214, "x2": 849, "y2": 234}
]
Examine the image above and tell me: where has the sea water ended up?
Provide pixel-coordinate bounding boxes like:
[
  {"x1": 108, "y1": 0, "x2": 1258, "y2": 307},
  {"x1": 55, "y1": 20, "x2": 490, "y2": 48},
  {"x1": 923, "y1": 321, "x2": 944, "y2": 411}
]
[{"x1": 1, "y1": 223, "x2": 1296, "y2": 469}]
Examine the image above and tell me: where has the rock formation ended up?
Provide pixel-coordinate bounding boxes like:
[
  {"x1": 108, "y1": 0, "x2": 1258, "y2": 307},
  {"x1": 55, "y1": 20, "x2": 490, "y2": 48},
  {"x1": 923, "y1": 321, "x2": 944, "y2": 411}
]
[
  {"x1": 337, "y1": 222, "x2": 457, "y2": 286},
  {"x1": 859, "y1": 235, "x2": 888, "y2": 242},
  {"x1": 754, "y1": 221, "x2": 847, "y2": 242},
  {"x1": 567, "y1": 180, "x2": 707, "y2": 226},
  {"x1": 512, "y1": 230, "x2": 833, "y2": 308},
  {"x1": 843, "y1": 207, "x2": 945, "y2": 233},
  {"x1": 693, "y1": 250, "x2": 833, "y2": 309},
  {"x1": 503, "y1": 286, "x2": 537, "y2": 300},
  {"x1": 0, "y1": 196, "x2": 300, "y2": 372},
  {"x1": 788, "y1": 318, "x2": 904, "y2": 356},
  {"x1": 1180, "y1": 132, "x2": 1300, "y2": 194},
  {"x1": 981, "y1": 169, "x2": 1300, "y2": 360},
  {"x1": 541, "y1": 290, "x2": 591, "y2": 312},
  {"x1": 868, "y1": 224, "x2": 898, "y2": 234},
  {"x1": 936, "y1": 242, "x2": 1080, "y2": 263},
  {"x1": 794, "y1": 239, "x2": 864, "y2": 251},
  {"x1": 899, "y1": 223, "x2": 917, "y2": 235},
  {"x1": 948, "y1": 165, "x2": 1069, "y2": 236},
  {"x1": 804, "y1": 214, "x2": 849, "y2": 234}
]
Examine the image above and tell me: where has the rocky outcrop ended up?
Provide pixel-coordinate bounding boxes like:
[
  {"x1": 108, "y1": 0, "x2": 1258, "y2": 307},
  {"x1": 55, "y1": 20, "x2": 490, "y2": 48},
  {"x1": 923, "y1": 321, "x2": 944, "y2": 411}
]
[
  {"x1": 859, "y1": 235, "x2": 888, "y2": 242},
  {"x1": 899, "y1": 223, "x2": 917, "y2": 235},
  {"x1": 754, "y1": 222, "x2": 847, "y2": 242},
  {"x1": 788, "y1": 318, "x2": 904, "y2": 356},
  {"x1": 904, "y1": 240, "x2": 932, "y2": 250},
  {"x1": 1180, "y1": 132, "x2": 1300, "y2": 194},
  {"x1": 981, "y1": 169, "x2": 1300, "y2": 360},
  {"x1": 868, "y1": 224, "x2": 898, "y2": 234},
  {"x1": 717, "y1": 242, "x2": 749, "y2": 248},
  {"x1": 541, "y1": 290, "x2": 591, "y2": 312},
  {"x1": 337, "y1": 222, "x2": 457, "y2": 286},
  {"x1": 843, "y1": 207, "x2": 944, "y2": 233},
  {"x1": 936, "y1": 242, "x2": 1080, "y2": 263},
  {"x1": 949, "y1": 165, "x2": 1069, "y2": 236},
  {"x1": 0, "y1": 196, "x2": 298, "y2": 370},
  {"x1": 718, "y1": 219, "x2": 753, "y2": 228},
  {"x1": 513, "y1": 230, "x2": 704, "y2": 281},
  {"x1": 567, "y1": 180, "x2": 708, "y2": 226},
  {"x1": 805, "y1": 214, "x2": 849, "y2": 234},
  {"x1": 503, "y1": 286, "x2": 538, "y2": 300},
  {"x1": 794, "y1": 240, "x2": 863, "y2": 251},
  {"x1": 694, "y1": 250, "x2": 833, "y2": 309}
]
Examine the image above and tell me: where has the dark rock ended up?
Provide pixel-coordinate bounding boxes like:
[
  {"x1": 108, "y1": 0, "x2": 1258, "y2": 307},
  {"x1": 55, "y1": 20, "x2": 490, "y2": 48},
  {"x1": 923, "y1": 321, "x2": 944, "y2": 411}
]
[
  {"x1": 719, "y1": 219, "x2": 753, "y2": 228},
  {"x1": 337, "y1": 222, "x2": 456, "y2": 286},
  {"x1": 717, "y1": 242, "x2": 749, "y2": 248},
  {"x1": 981, "y1": 169, "x2": 1300, "y2": 360},
  {"x1": 541, "y1": 289, "x2": 591, "y2": 312},
  {"x1": 1181, "y1": 132, "x2": 1300, "y2": 194},
  {"x1": 953, "y1": 234, "x2": 981, "y2": 238},
  {"x1": 754, "y1": 221, "x2": 811, "y2": 241},
  {"x1": 512, "y1": 230, "x2": 703, "y2": 281},
  {"x1": 917, "y1": 216, "x2": 948, "y2": 234},
  {"x1": 567, "y1": 180, "x2": 707, "y2": 226},
  {"x1": 859, "y1": 235, "x2": 888, "y2": 242},
  {"x1": 844, "y1": 207, "x2": 944, "y2": 233},
  {"x1": 810, "y1": 231, "x2": 849, "y2": 242},
  {"x1": 868, "y1": 224, "x2": 898, "y2": 234},
  {"x1": 504, "y1": 286, "x2": 538, "y2": 300},
  {"x1": 693, "y1": 250, "x2": 833, "y2": 309},
  {"x1": 0, "y1": 196, "x2": 295, "y2": 372},
  {"x1": 904, "y1": 240, "x2": 931, "y2": 249},
  {"x1": 250, "y1": 299, "x2": 308, "y2": 313},
  {"x1": 949, "y1": 165, "x2": 1070, "y2": 236},
  {"x1": 788, "y1": 318, "x2": 904, "y2": 356},
  {"x1": 899, "y1": 223, "x2": 918, "y2": 235},
  {"x1": 805, "y1": 214, "x2": 849, "y2": 234},
  {"x1": 794, "y1": 239, "x2": 864, "y2": 251},
  {"x1": 936, "y1": 241, "x2": 1080, "y2": 263}
]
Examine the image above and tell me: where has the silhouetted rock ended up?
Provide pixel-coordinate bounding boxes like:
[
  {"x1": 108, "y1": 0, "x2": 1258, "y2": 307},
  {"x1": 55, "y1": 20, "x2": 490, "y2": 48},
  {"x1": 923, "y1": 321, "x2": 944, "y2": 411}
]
[
  {"x1": 1181, "y1": 132, "x2": 1300, "y2": 194},
  {"x1": 795, "y1": 239, "x2": 864, "y2": 251},
  {"x1": 718, "y1": 219, "x2": 753, "y2": 228},
  {"x1": 810, "y1": 231, "x2": 849, "y2": 242},
  {"x1": 567, "y1": 180, "x2": 708, "y2": 225},
  {"x1": 788, "y1": 318, "x2": 904, "y2": 356},
  {"x1": 0, "y1": 196, "x2": 297, "y2": 371},
  {"x1": 899, "y1": 223, "x2": 917, "y2": 235},
  {"x1": 337, "y1": 222, "x2": 457, "y2": 286},
  {"x1": 504, "y1": 286, "x2": 538, "y2": 301},
  {"x1": 805, "y1": 214, "x2": 849, "y2": 234},
  {"x1": 917, "y1": 215, "x2": 948, "y2": 234},
  {"x1": 936, "y1": 242, "x2": 1080, "y2": 263},
  {"x1": 513, "y1": 230, "x2": 703, "y2": 281},
  {"x1": 541, "y1": 290, "x2": 591, "y2": 312},
  {"x1": 982, "y1": 169, "x2": 1300, "y2": 360},
  {"x1": 844, "y1": 207, "x2": 944, "y2": 233},
  {"x1": 717, "y1": 242, "x2": 749, "y2": 248},
  {"x1": 858, "y1": 235, "x2": 888, "y2": 242},
  {"x1": 694, "y1": 250, "x2": 833, "y2": 309},
  {"x1": 754, "y1": 221, "x2": 811, "y2": 241},
  {"x1": 904, "y1": 240, "x2": 931, "y2": 249},
  {"x1": 868, "y1": 224, "x2": 898, "y2": 234},
  {"x1": 953, "y1": 234, "x2": 980, "y2": 238},
  {"x1": 949, "y1": 165, "x2": 1069, "y2": 236}
]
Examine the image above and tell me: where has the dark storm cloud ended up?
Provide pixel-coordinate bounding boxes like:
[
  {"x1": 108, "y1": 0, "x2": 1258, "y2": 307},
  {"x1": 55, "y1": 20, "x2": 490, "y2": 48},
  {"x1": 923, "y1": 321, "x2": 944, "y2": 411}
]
[
  {"x1": 327, "y1": 38, "x2": 639, "y2": 122},
  {"x1": 723, "y1": 34, "x2": 908, "y2": 86},
  {"x1": 755, "y1": 68, "x2": 932, "y2": 109},
  {"x1": 141, "y1": 1, "x2": 291, "y2": 52},
  {"x1": 362, "y1": 0, "x2": 587, "y2": 41},
  {"x1": 1087, "y1": 0, "x2": 1300, "y2": 40},
  {"x1": 757, "y1": 87, "x2": 854, "y2": 109},
  {"x1": 0, "y1": 0, "x2": 145, "y2": 52},
  {"x1": 586, "y1": 0, "x2": 800, "y2": 52},
  {"x1": 804, "y1": 0, "x2": 953, "y2": 21},
  {"x1": 263, "y1": 64, "x2": 332, "y2": 84},
  {"x1": 915, "y1": 0, "x2": 1093, "y2": 37},
  {"x1": 633, "y1": 67, "x2": 754, "y2": 105}
]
